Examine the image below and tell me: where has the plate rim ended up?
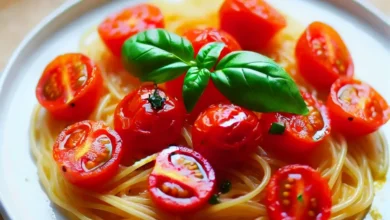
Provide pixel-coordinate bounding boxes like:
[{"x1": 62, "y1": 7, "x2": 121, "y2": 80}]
[{"x1": 0, "y1": 0, "x2": 389, "y2": 219}]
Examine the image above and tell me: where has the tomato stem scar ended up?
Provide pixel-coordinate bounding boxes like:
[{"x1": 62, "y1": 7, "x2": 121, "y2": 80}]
[{"x1": 148, "y1": 85, "x2": 166, "y2": 110}]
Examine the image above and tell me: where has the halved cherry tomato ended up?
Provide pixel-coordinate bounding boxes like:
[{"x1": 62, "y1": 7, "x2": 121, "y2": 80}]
[
  {"x1": 219, "y1": 0, "x2": 286, "y2": 51},
  {"x1": 266, "y1": 165, "x2": 331, "y2": 220},
  {"x1": 192, "y1": 104, "x2": 262, "y2": 168},
  {"x1": 148, "y1": 146, "x2": 216, "y2": 213},
  {"x1": 296, "y1": 22, "x2": 354, "y2": 90},
  {"x1": 36, "y1": 53, "x2": 103, "y2": 121},
  {"x1": 327, "y1": 78, "x2": 390, "y2": 136},
  {"x1": 260, "y1": 92, "x2": 330, "y2": 154},
  {"x1": 165, "y1": 28, "x2": 240, "y2": 122},
  {"x1": 98, "y1": 4, "x2": 164, "y2": 56},
  {"x1": 53, "y1": 120, "x2": 123, "y2": 189},
  {"x1": 114, "y1": 86, "x2": 185, "y2": 165}
]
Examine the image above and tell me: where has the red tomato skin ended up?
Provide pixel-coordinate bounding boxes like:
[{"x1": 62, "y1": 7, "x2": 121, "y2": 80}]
[
  {"x1": 36, "y1": 53, "x2": 103, "y2": 121},
  {"x1": 266, "y1": 165, "x2": 331, "y2": 220},
  {"x1": 295, "y1": 22, "x2": 354, "y2": 90},
  {"x1": 148, "y1": 146, "x2": 216, "y2": 213},
  {"x1": 53, "y1": 120, "x2": 123, "y2": 189},
  {"x1": 165, "y1": 28, "x2": 241, "y2": 122},
  {"x1": 98, "y1": 4, "x2": 164, "y2": 56},
  {"x1": 219, "y1": 0, "x2": 286, "y2": 51},
  {"x1": 114, "y1": 86, "x2": 185, "y2": 164},
  {"x1": 327, "y1": 78, "x2": 390, "y2": 137},
  {"x1": 192, "y1": 104, "x2": 262, "y2": 169},
  {"x1": 260, "y1": 92, "x2": 331, "y2": 155}
]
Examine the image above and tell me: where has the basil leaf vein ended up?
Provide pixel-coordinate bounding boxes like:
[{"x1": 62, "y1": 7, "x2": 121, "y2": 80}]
[
  {"x1": 212, "y1": 51, "x2": 309, "y2": 114},
  {"x1": 196, "y1": 42, "x2": 225, "y2": 70},
  {"x1": 183, "y1": 67, "x2": 211, "y2": 112},
  {"x1": 121, "y1": 29, "x2": 196, "y2": 83}
]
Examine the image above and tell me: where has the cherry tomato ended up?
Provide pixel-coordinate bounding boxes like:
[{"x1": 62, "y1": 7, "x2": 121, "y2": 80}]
[
  {"x1": 266, "y1": 165, "x2": 331, "y2": 220},
  {"x1": 36, "y1": 53, "x2": 103, "y2": 121},
  {"x1": 53, "y1": 120, "x2": 123, "y2": 189},
  {"x1": 295, "y1": 22, "x2": 354, "y2": 90},
  {"x1": 260, "y1": 92, "x2": 330, "y2": 154},
  {"x1": 327, "y1": 78, "x2": 390, "y2": 137},
  {"x1": 192, "y1": 104, "x2": 262, "y2": 168},
  {"x1": 114, "y1": 86, "x2": 185, "y2": 164},
  {"x1": 98, "y1": 4, "x2": 164, "y2": 56},
  {"x1": 219, "y1": 0, "x2": 286, "y2": 51},
  {"x1": 148, "y1": 146, "x2": 216, "y2": 213},
  {"x1": 165, "y1": 28, "x2": 240, "y2": 122}
]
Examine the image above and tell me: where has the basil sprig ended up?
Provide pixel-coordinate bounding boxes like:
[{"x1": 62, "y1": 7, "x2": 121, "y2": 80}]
[{"x1": 122, "y1": 29, "x2": 309, "y2": 115}]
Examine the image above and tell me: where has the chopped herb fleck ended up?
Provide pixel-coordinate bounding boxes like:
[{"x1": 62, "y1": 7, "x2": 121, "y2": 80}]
[
  {"x1": 209, "y1": 194, "x2": 220, "y2": 205},
  {"x1": 297, "y1": 194, "x2": 303, "y2": 202}
]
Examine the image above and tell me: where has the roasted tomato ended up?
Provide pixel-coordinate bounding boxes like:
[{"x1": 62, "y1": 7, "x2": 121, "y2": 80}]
[
  {"x1": 296, "y1": 22, "x2": 354, "y2": 90},
  {"x1": 36, "y1": 53, "x2": 103, "y2": 121},
  {"x1": 98, "y1": 4, "x2": 164, "y2": 56},
  {"x1": 165, "y1": 28, "x2": 240, "y2": 122},
  {"x1": 148, "y1": 146, "x2": 216, "y2": 213},
  {"x1": 266, "y1": 165, "x2": 331, "y2": 220},
  {"x1": 114, "y1": 86, "x2": 185, "y2": 164},
  {"x1": 260, "y1": 92, "x2": 330, "y2": 154},
  {"x1": 219, "y1": 0, "x2": 286, "y2": 51},
  {"x1": 53, "y1": 120, "x2": 123, "y2": 189},
  {"x1": 327, "y1": 78, "x2": 390, "y2": 136},
  {"x1": 192, "y1": 104, "x2": 262, "y2": 168}
]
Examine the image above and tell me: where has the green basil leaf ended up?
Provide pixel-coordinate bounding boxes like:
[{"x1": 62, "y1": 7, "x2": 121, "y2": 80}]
[
  {"x1": 183, "y1": 67, "x2": 211, "y2": 112},
  {"x1": 121, "y1": 29, "x2": 196, "y2": 83},
  {"x1": 211, "y1": 51, "x2": 309, "y2": 115},
  {"x1": 196, "y1": 42, "x2": 225, "y2": 70}
]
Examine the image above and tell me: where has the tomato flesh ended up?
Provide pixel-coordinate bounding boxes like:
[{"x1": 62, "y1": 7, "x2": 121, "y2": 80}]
[
  {"x1": 266, "y1": 165, "x2": 331, "y2": 220},
  {"x1": 165, "y1": 28, "x2": 240, "y2": 122},
  {"x1": 98, "y1": 4, "x2": 164, "y2": 56},
  {"x1": 114, "y1": 86, "x2": 185, "y2": 165},
  {"x1": 327, "y1": 78, "x2": 390, "y2": 136},
  {"x1": 260, "y1": 92, "x2": 331, "y2": 155},
  {"x1": 148, "y1": 146, "x2": 216, "y2": 213},
  {"x1": 192, "y1": 104, "x2": 262, "y2": 169},
  {"x1": 36, "y1": 53, "x2": 103, "y2": 121},
  {"x1": 219, "y1": 0, "x2": 286, "y2": 51},
  {"x1": 296, "y1": 22, "x2": 354, "y2": 90},
  {"x1": 53, "y1": 120, "x2": 123, "y2": 189}
]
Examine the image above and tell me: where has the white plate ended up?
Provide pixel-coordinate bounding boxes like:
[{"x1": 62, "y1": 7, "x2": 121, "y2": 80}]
[{"x1": 0, "y1": 0, "x2": 389, "y2": 219}]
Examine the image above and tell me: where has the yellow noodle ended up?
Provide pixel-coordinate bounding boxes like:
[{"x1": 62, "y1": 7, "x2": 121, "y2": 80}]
[{"x1": 30, "y1": 0, "x2": 388, "y2": 219}]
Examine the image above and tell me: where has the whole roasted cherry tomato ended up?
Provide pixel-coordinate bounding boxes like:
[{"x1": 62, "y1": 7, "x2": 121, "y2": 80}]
[
  {"x1": 36, "y1": 53, "x2": 103, "y2": 121},
  {"x1": 327, "y1": 78, "x2": 390, "y2": 136},
  {"x1": 53, "y1": 120, "x2": 123, "y2": 189},
  {"x1": 192, "y1": 104, "x2": 262, "y2": 168},
  {"x1": 296, "y1": 22, "x2": 354, "y2": 90},
  {"x1": 148, "y1": 146, "x2": 216, "y2": 213},
  {"x1": 266, "y1": 165, "x2": 331, "y2": 220},
  {"x1": 260, "y1": 92, "x2": 330, "y2": 154},
  {"x1": 98, "y1": 4, "x2": 164, "y2": 56},
  {"x1": 219, "y1": 0, "x2": 286, "y2": 51},
  {"x1": 114, "y1": 86, "x2": 185, "y2": 164},
  {"x1": 165, "y1": 28, "x2": 240, "y2": 122}
]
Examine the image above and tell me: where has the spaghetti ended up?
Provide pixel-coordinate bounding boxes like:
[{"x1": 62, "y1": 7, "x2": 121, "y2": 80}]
[{"x1": 30, "y1": 0, "x2": 388, "y2": 219}]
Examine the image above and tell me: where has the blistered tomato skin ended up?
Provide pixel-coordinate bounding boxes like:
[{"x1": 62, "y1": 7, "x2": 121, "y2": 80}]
[
  {"x1": 327, "y1": 78, "x2": 390, "y2": 137},
  {"x1": 36, "y1": 53, "x2": 103, "y2": 121},
  {"x1": 53, "y1": 120, "x2": 123, "y2": 189},
  {"x1": 148, "y1": 146, "x2": 216, "y2": 213},
  {"x1": 296, "y1": 22, "x2": 354, "y2": 90},
  {"x1": 98, "y1": 4, "x2": 164, "y2": 56},
  {"x1": 266, "y1": 165, "x2": 331, "y2": 220},
  {"x1": 114, "y1": 86, "x2": 185, "y2": 165},
  {"x1": 192, "y1": 104, "x2": 262, "y2": 168},
  {"x1": 165, "y1": 28, "x2": 240, "y2": 122},
  {"x1": 260, "y1": 92, "x2": 330, "y2": 155},
  {"x1": 219, "y1": 0, "x2": 286, "y2": 51}
]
